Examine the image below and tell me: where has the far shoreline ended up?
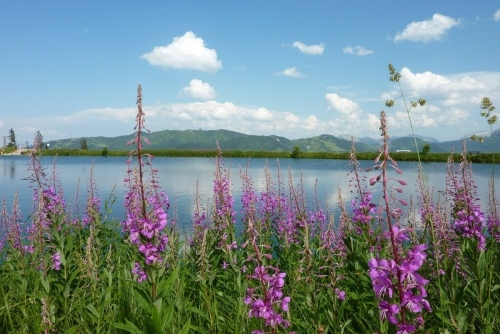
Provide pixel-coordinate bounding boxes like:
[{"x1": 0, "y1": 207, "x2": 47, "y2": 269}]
[{"x1": 1, "y1": 148, "x2": 495, "y2": 163}]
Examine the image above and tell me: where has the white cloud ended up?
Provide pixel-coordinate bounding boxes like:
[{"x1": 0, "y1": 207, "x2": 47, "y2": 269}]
[
  {"x1": 15, "y1": 99, "x2": 382, "y2": 142},
  {"x1": 278, "y1": 67, "x2": 304, "y2": 78},
  {"x1": 494, "y1": 9, "x2": 500, "y2": 21},
  {"x1": 322, "y1": 93, "x2": 382, "y2": 137},
  {"x1": 381, "y1": 67, "x2": 500, "y2": 136},
  {"x1": 253, "y1": 108, "x2": 273, "y2": 121},
  {"x1": 343, "y1": 46, "x2": 374, "y2": 56},
  {"x1": 397, "y1": 67, "x2": 499, "y2": 105},
  {"x1": 292, "y1": 41, "x2": 325, "y2": 55},
  {"x1": 394, "y1": 13, "x2": 460, "y2": 42},
  {"x1": 325, "y1": 93, "x2": 361, "y2": 115},
  {"x1": 181, "y1": 79, "x2": 217, "y2": 100},
  {"x1": 141, "y1": 31, "x2": 222, "y2": 72}
]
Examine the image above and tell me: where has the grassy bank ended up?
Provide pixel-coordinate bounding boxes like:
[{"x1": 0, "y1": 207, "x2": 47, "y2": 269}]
[
  {"x1": 34, "y1": 147, "x2": 498, "y2": 163},
  {"x1": 1, "y1": 103, "x2": 500, "y2": 333},
  {"x1": 2, "y1": 85, "x2": 499, "y2": 333}
]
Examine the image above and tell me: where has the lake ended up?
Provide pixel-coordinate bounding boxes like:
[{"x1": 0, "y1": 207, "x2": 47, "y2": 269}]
[{"x1": 1, "y1": 155, "x2": 498, "y2": 233}]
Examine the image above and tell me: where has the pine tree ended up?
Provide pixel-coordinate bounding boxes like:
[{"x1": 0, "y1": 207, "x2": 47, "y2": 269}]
[
  {"x1": 34, "y1": 130, "x2": 43, "y2": 150},
  {"x1": 7, "y1": 128, "x2": 17, "y2": 148},
  {"x1": 81, "y1": 138, "x2": 89, "y2": 150}
]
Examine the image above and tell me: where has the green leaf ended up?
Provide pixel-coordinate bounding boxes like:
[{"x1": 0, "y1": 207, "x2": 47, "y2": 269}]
[
  {"x1": 491, "y1": 284, "x2": 500, "y2": 292},
  {"x1": 178, "y1": 320, "x2": 191, "y2": 334},
  {"x1": 189, "y1": 306, "x2": 211, "y2": 323},
  {"x1": 40, "y1": 272, "x2": 50, "y2": 294},
  {"x1": 133, "y1": 287, "x2": 152, "y2": 314},
  {"x1": 65, "y1": 326, "x2": 79, "y2": 334},
  {"x1": 153, "y1": 297, "x2": 162, "y2": 314},
  {"x1": 113, "y1": 319, "x2": 144, "y2": 333},
  {"x1": 64, "y1": 268, "x2": 80, "y2": 298},
  {"x1": 86, "y1": 303, "x2": 99, "y2": 322}
]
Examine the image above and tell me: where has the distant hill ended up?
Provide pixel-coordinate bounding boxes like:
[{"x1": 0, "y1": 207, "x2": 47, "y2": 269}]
[
  {"x1": 45, "y1": 129, "x2": 500, "y2": 153},
  {"x1": 47, "y1": 129, "x2": 297, "y2": 152}
]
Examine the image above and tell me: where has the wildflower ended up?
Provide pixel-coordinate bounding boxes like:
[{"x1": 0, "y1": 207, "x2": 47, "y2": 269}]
[
  {"x1": 132, "y1": 262, "x2": 147, "y2": 283},
  {"x1": 397, "y1": 323, "x2": 417, "y2": 334},
  {"x1": 351, "y1": 193, "x2": 376, "y2": 225},
  {"x1": 335, "y1": 288, "x2": 346, "y2": 301},
  {"x1": 448, "y1": 149, "x2": 487, "y2": 251},
  {"x1": 245, "y1": 267, "x2": 291, "y2": 329},
  {"x1": 281, "y1": 296, "x2": 291, "y2": 311},
  {"x1": 51, "y1": 252, "x2": 61, "y2": 271},
  {"x1": 378, "y1": 300, "x2": 400, "y2": 325},
  {"x1": 366, "y1": 111, "x2": 430, "y2": 332},
  {"x1": 82, "y1": 196, "x2": 101, "y2": 226},
  {"x1": 122, "y1": 85, "x2": 171, "y2": 283}
]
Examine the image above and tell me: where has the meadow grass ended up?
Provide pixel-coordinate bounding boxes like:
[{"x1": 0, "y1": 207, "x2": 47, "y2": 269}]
[
  {"x1": 37, "y1": 148, "x2": 487, "y2": 164},
  {"x1": 1, "y1": 85, "x2": 499, "y2": 334}
]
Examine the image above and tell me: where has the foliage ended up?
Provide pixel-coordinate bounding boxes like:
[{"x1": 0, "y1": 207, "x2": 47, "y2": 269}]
[
  {"x1": 34, "y1": 130, "x2": 44, "y2": 150},
  {"x1": 290, "y1": 145, "x2": 301, "y2": 159},
  {"x1": 39, "y1": 148, "x2": 473, "y2": 163},
  {"x1": 81, "y1": 138, "x2": 89, "y2": 150},
  {"x1": 7, "y1": 128, "x2": 17, "y2": 148},
  {"x1": 101, "y1": 146, "x2": 109, "y2": 156},
  {"x1": 422, "y1": 143, "x2": 431, "y2": 155},
  {"x1": 2, "y1": 84, "x2": 500, "y2": 334}
]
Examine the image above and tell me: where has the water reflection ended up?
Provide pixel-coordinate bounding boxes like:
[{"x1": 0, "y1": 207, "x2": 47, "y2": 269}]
[{"x1": 0, "y1": 155, "x2": 498, "y2": 233}]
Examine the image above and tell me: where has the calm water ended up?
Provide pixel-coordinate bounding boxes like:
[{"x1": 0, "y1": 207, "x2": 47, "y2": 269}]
[{"x1": 1, "y1": 155, "x2": 498, "y2": 232}]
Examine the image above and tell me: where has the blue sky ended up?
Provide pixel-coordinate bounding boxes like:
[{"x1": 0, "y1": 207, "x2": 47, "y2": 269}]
[{"x1": 1, "y1": 1, "x2": 500, "y2": 145}]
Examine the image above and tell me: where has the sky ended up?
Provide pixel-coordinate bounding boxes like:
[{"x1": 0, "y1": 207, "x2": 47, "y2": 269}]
[{"x1": 1, "y1": 1, "x2": 500, "y2": 146}]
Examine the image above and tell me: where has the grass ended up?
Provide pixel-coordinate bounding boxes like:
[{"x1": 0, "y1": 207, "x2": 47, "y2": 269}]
[
  {"x1": 29, "y1": 148, "x2": 498, "y2": 163},
  {"x1": 1, "y1": 133, "x2": 499, "y2": 333},
  {"x1": 1, "y1": 85, "x2": 499, "y2": 333}
]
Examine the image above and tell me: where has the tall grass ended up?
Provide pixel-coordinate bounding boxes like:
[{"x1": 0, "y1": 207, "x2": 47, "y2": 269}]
[{"x1": 0, "y1": 84, "x2": 499, "y2": 333}]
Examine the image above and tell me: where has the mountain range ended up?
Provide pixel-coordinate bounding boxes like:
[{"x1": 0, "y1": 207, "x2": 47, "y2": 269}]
[{"x1": 45, "y1": 129, "x2": 500, "y2": 153}]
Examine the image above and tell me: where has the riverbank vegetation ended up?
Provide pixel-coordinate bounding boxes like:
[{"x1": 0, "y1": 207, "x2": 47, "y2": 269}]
[
  {"x1": 21, "y1": 147, "x2": 498, "y2": 163},
  {"x1": 1, "y1": 82, "x2": 500, "y2": 333}
]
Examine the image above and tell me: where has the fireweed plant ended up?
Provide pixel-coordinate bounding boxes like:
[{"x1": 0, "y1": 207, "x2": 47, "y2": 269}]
[
  {"x1": 1, "y1": 79, "x2": 500, "y2": 333},
  {"x1": 116, "y1": 85, "x2": 188, "y2": 333},
  {"x1": 365, "y1": 111, "x2": 431, "y2": 333}
]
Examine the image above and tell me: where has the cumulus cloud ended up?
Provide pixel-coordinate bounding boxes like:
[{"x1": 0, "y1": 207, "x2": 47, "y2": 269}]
[
  {"x1": 181, "y1": 79, "x2": 216, "y2": 100},
  {"x1": 396, "y1": 67, "x2": 498, "y2": 106},
  {"x1": 141, "y1": 31, "x2": 222, "y2": 72},
  {"x1": 325, "y1": 93, "x2": 361, "y2": 115},
  {"x1": 342, "y1": 46, "x2": 374, "y2": 56},
  {"x1": 495, "y1": 9, "x2": 500, "y2": 21},
  {"x1": 253, "y1": 108, "x2": 273, "y2": 121},
  {"x1": 394, "y1": 13, "x2": 460, "y2": 42},
  {"x1": 278, "y1": 67, "x2": 304, "y2": 78},
  {"x1": 23, "y1": 96, "x2": 388, "y2": 142},
  {"x1": 11, "y1": 67, "x2": 500, "y2": 144},
  {"x1": 322, "y1": 93, "x2": 382, "y2": 136},
  {"x1": 27, "y1": 102, "x2": 300, "y2": 140},
  {"x1": 292, "y1": 41, "x2": 325, "y2": 55},
  {"x1": 381, "y1": 67, "x2": 500, "y2": 136}
]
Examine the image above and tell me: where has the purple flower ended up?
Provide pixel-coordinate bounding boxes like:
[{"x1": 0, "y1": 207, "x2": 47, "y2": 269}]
[
  {"x1": 378, "y1": 300, "x2": 400, "y2": 325},
  {"x1": 335, "y1": 288, "x2": 346, "y2": 301},
  {"x1": 402, "y1": 290, "x2": 431, "y2": 313},
  {"x1": 351, "y1": 193, "x2": 376, "y2": 225},
  {"x1": 245, "y1": 267, "x2": 291, "y2": 330},
  {"x1": 138, "y1": 243, "x2": 160, "y2": 265},
  {"x1": 132, "y1": 262, "x2": 147, "y2": 282},
  {"x1": 51, "y1": 252, "x2": 61, "y2": 271},
  {"x1": 281, "y1": 296, "x2": 291, "y2": 311},
  {"x1": 397, "y1": 323, "x2": 416, "y2": 334}
]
